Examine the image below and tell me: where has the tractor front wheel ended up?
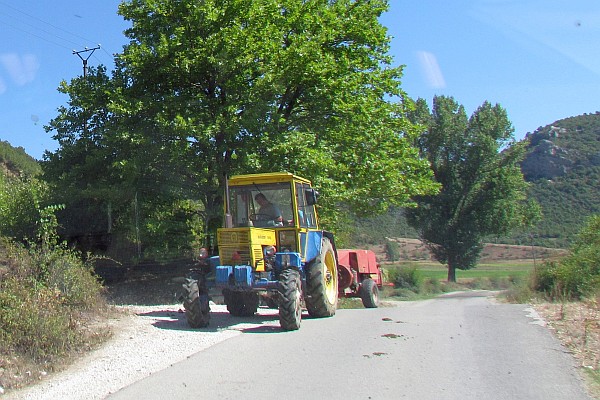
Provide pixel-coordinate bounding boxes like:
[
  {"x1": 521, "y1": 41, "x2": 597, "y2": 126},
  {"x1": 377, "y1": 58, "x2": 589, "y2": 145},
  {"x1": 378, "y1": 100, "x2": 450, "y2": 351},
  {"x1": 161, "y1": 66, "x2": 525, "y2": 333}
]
[
  {"x1": 305, "y1": 237, "x2": 338, "y2": 317},
  {"x1": 278, "y1": 268, "x2": 302, "y2": 330},
  {"x1": 360, "y1": 278, "x2": 380, "y2": 308},
  {"x1": 182, "y1": 278, "x2": 210, "y2": 328}
]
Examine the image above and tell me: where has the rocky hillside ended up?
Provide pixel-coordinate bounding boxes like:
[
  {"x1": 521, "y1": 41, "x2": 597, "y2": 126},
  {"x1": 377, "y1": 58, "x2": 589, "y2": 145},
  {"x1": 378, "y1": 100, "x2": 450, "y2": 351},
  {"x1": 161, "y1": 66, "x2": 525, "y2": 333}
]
[
  {"x1": 521, "y1": 113, "x2": 600, "y2": 181},
  {"x1": 519, "y1": 112, "x2": 600, "y2": 247}
]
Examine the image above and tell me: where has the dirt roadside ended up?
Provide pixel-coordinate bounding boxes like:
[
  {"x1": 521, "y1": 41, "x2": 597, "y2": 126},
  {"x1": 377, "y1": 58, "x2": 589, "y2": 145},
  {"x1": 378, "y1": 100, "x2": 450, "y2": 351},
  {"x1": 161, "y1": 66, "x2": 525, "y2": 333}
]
[{"x1": 533, "y1": 298, "x2": 600, "y2": 399}]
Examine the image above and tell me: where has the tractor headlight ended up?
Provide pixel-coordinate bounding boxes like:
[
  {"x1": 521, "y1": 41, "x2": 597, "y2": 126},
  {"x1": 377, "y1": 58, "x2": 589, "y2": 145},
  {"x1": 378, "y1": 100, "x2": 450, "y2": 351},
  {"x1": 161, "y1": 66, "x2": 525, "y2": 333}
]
[
  {"x1": 199, "y1": 247, "x2": 209, "y2": 259},
  {"x1": 264, "y1": 245, "x2": 277, "y2": 257}
]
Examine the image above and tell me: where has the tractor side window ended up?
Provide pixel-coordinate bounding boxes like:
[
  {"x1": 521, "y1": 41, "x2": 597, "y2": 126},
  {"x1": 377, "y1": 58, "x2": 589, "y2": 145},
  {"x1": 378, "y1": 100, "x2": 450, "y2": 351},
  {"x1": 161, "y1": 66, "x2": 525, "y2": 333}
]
[
  {"x1": 296, "y1": 183, "x2": 318, "y2": 229},
  {"x1": 295, "y1": 183, "x2": 307, "y2": 228},
  {"x1": 228, "y1": 189, "x2": 253, "y2": 227}
]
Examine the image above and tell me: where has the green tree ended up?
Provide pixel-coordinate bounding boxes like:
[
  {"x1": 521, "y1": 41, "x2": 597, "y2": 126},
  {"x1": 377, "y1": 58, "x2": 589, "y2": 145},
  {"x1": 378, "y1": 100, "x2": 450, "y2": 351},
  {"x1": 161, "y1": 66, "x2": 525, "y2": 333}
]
[
  {"x1": 406, "y1": 96, "x2": 537, "y2": 282},
  {"x1": 0, "y1": 175, "x2": 48, "y2": 241},
  {"x1": 44, "y1": 0, "x2": 436, "y2": 260}
]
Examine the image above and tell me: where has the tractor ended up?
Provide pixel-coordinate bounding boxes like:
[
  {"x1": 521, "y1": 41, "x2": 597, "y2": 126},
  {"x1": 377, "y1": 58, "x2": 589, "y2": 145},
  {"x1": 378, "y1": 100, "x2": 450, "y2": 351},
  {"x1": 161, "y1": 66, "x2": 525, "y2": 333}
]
[{"x1": 181, "y1": 172, "x2": 383, "y2": 331}]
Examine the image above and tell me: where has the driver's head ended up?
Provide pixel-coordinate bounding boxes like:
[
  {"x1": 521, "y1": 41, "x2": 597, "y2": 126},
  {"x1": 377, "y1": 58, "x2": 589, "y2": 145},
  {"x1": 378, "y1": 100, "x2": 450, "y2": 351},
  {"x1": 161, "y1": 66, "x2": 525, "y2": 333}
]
[{"x1": 255, "y1": 193, "x2": 267, "y2": 206}]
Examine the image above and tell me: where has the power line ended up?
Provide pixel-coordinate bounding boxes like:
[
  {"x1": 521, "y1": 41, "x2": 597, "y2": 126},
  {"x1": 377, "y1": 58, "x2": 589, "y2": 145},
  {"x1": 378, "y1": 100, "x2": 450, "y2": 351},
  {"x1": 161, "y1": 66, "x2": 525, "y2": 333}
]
[
  {"x1": 0, "y1": 0, "x2": 96, "y2": 47},
  {"x1": 0, "y1": 17, "x2": 73, "y2": 51},
  {"x1": 0, "y1": 1, "x2": 119, "y2": 64}
]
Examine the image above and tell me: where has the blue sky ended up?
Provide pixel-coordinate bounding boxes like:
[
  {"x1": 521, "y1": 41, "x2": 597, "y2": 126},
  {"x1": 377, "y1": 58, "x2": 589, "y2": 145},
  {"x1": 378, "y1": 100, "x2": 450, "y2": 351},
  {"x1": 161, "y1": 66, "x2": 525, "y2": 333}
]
[{"x1": 1, "y1": 0, "x2": 599, "y2": 160}]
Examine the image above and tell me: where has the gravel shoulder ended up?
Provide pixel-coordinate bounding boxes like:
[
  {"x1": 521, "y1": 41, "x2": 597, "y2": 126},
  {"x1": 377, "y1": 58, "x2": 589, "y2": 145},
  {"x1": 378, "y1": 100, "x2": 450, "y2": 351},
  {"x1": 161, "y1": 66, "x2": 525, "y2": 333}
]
[{"x1": 3, "y1": 303, "x2": 279, "y2": 400}]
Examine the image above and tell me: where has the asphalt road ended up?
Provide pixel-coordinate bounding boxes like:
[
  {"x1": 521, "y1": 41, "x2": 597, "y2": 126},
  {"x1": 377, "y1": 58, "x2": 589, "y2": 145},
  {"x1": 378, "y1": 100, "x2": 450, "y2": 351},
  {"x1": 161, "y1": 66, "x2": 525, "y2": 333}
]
[{"x1": 107, "y1": 292, "x2": 592, "y2": 400}]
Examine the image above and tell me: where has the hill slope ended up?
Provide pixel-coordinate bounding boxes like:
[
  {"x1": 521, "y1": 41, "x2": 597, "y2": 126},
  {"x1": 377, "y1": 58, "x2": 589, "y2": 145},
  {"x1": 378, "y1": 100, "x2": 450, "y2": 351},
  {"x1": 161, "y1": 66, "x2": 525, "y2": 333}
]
[
  {"x1": 0, "y1": 140, "x2": 41, "y2": 178},
  {"x1": 521, "y1": 113, "x2": 600, "y2": 247}
]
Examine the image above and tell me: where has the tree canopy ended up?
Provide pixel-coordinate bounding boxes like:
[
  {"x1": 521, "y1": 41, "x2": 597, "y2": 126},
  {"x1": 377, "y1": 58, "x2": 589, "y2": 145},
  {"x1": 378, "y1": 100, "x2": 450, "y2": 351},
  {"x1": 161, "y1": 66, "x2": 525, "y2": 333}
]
[
  {"x1": 43, "y1": 0, "x2": 436, "y2": 260},
  {"x1": 406, "y1": 96, "x2": 538, "y2": 282}
]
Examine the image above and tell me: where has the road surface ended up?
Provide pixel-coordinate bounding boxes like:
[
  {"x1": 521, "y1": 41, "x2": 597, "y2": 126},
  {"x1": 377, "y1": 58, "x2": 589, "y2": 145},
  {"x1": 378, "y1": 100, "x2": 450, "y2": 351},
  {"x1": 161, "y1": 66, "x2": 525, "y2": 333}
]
[{"x1": 107, "y1": 291, "x2": 592, "y2": 400}]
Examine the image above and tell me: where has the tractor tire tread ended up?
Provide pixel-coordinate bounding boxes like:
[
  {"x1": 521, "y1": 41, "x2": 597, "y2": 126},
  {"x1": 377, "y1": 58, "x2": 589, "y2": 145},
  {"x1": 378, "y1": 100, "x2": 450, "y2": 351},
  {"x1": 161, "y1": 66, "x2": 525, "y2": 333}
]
[
  {"x1": 182, "y1": 278, "x2": 211, "y2": 328},
  {"x1": 305, "y1": 237, "x2": 337, "y2": 318},
  {"x1": 278, "y1": 268, "x2": 302, "y2": 331}
]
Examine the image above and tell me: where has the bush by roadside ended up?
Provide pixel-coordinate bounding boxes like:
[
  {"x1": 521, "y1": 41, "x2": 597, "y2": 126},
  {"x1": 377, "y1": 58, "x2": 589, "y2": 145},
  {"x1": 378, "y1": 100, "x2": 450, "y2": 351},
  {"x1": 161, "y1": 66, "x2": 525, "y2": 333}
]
[
  {"x1": 0, "y1": 237, "x2": 109, "y2": 392},
  {"x1": 531, "y1": 215, "x2": 600, "y2": 301}
]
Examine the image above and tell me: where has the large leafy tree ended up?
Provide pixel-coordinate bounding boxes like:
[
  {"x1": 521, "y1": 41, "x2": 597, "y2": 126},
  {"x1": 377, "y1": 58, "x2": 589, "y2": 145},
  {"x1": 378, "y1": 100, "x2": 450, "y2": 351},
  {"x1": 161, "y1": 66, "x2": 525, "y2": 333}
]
[
  {"x1": 406, "y1": 96, "x2": 538, "y2": 282},
  {"x1": 43, "y1": 0, "x2": 436, "y2": 259}
]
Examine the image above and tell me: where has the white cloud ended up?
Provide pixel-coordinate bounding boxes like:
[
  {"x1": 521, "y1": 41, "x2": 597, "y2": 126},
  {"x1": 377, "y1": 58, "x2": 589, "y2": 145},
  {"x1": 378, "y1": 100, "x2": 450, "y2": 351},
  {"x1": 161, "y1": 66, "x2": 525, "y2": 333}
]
[
  {"x1": 0, "y1": 53, "x2": 40, "y2": 86},
  {"x1": 416, "y1": 51, "x2": 446, "y2": 89}
]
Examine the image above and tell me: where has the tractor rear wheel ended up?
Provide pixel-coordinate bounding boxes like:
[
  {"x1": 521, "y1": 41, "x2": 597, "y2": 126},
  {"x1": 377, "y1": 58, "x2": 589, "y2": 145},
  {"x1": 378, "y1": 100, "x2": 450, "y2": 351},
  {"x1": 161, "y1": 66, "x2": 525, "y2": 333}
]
[
  {"x1": 305, "y1": 237, "x2": 338, "y2": 317},
  {"x1": 360, "y1": 278, "x2": 380, "y2": 308},
  {"x1": 182, "y1": 278, "x2": 210, "y2": 328},
  {"x1": 224, "y1": 289, "x2": 259, "y2": 317},
  {"x1": 278, "y1": 268, "x2": 302, "y2": 330}
]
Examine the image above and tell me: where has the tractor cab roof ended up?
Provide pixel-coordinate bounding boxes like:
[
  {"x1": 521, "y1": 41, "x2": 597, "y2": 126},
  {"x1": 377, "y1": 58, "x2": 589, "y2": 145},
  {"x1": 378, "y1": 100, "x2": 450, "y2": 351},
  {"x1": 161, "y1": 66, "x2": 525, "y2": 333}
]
[{"x1": 228, "y1": 172, "x2": 312, "y2": 186}]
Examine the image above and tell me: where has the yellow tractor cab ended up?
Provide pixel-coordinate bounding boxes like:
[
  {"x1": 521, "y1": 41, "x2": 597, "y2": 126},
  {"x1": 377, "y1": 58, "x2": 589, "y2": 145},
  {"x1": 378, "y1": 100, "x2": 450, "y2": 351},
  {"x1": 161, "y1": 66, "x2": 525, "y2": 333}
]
[{"x1": 220, "y1": 172, "x2": 323, "y2": 272}]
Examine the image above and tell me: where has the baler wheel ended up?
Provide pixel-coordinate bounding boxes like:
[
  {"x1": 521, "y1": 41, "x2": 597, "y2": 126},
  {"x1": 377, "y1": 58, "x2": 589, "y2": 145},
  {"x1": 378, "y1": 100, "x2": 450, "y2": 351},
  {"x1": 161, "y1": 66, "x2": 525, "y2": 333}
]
[
  {"x1": 360, "y1": 278, "x2": 380, "y2": 308},
  {"x1": 305, "y1": 237, "x2": 338, "y2": 317},
  {"x1": 182, "y1": 278, "x2": 210, "y2": 328},
  {"x1": 278, "y1": 268, "x2": 302, "y2": 330}
]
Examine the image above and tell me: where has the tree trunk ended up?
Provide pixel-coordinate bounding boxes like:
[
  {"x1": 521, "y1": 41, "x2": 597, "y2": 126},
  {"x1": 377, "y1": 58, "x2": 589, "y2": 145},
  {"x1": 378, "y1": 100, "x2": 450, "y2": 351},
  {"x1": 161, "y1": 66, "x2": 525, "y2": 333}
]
[{"x1": 447, "y1": 264, "x2": 457, "y2": 283}]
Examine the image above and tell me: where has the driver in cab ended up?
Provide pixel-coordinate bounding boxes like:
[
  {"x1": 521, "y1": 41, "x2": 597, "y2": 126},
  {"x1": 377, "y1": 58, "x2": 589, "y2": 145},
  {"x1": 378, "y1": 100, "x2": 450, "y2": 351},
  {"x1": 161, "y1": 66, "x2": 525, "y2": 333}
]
[{"x1": 254, "y1": 193, "x2": 283, "y2": 227}]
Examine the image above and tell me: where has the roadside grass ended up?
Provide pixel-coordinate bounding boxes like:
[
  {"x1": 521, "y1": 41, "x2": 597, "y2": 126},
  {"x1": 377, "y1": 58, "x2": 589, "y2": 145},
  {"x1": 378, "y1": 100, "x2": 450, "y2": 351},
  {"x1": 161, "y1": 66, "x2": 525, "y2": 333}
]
[
  {"x1": 337, "y1": 297, "x2": 365, "y2": 309},
  {"x1": 585, "y1": 369, "x2": 600, "y2": 400},
  {"x1": 533, "y1": 295, "x2": 600, "y2": 399}
]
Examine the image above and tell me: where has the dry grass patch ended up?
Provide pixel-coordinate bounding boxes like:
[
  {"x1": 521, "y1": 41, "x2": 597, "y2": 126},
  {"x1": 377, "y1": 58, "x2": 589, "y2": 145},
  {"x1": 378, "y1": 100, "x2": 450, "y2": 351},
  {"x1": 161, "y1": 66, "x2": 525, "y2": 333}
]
[{"x1": 534, "y1": 297, "x2": 600, "y2": 398}]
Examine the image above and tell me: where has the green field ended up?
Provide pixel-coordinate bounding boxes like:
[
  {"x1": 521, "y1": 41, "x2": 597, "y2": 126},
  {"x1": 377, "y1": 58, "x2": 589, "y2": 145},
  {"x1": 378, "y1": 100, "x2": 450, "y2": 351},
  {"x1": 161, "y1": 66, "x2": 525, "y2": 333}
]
[
  {"x1": 384, "y1": 259, "x2": 537, "y2": 282},
  {"x1": 378, "y1": 259, "x2": 539, "y2": 302},
  {"x1": 417, "y1": 261, "x2": 535, "y2": 281}
]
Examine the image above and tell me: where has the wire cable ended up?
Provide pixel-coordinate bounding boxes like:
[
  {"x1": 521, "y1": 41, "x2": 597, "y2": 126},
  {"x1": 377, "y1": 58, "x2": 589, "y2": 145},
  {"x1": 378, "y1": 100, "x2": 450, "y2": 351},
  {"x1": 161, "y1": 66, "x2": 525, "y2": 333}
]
[
  {"x1": 0, "y1": 1, "x2": 120, "y2": 65},
  {"x1": 0, "y1": 0, "x2": 97, "y2": 47}
]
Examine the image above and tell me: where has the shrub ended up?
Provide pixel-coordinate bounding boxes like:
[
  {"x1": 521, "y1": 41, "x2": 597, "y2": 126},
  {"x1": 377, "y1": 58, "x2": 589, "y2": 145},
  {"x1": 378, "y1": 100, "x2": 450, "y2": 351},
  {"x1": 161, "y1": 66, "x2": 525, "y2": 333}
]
[
  {"x1": 388, "y1": 265, "x2": 422, "y2": 291},
  {"x1": 531, "y1": 215, "x2": 600, "y2": 300},
  {"x1": 421, "y1": 277, "x2": 442, "y2": 294},
  {"x1": 0, "y1": 176, "x2": 48, "y2": 241},
  {"x1": 504, "y1": 280, "x2": 534, "y2": 303},
  {"x1": 0, "y1": 238, "x2": 105, "y2": 361},
  {"x1": 0, "y1": 277, "x2": 77, "y2": 359},
  {"x1": 384, "y1": 240, "x2": 400, "y2": 262}
]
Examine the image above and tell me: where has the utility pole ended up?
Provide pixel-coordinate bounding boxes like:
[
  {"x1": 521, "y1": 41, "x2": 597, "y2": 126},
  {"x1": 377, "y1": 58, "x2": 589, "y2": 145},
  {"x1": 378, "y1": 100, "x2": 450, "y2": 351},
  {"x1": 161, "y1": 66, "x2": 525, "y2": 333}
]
[
  {"x1": 72, "y1": 45, "x2": 114, "y2": 242},
  {"x1": 72, "y1": 45, "x2": 100, "y2": 134},
  {"x1": 72, "y1": 45, "x2": 100, "y2": 78}
]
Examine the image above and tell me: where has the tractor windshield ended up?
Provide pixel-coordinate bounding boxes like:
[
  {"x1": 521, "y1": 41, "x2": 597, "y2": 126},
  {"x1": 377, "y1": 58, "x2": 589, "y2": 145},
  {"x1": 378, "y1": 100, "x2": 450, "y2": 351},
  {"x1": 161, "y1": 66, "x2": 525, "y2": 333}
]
[{"x1": 228, "y1": 182, "x2": 294, "y2": 227}]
